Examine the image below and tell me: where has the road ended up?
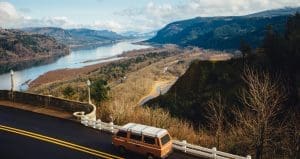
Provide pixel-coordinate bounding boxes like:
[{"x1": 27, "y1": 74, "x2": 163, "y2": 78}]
[
  {"x1": 0, "y1": 106, "x2": 201, "y2": 159},
  {"x1": 139, "y1": 79, "x2": 177, "y2": 106}
]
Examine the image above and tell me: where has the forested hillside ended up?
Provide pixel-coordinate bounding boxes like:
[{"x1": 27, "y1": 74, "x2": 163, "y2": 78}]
[
  {"x1": 0, "y1": 29, "x2": 69, "y2": 73},
  {"x1": 147, "y1": 7, "x2": 300, "y2": 50},
  {"x1": 146, "y1": 13, "x2": 300, "y2": 159}
]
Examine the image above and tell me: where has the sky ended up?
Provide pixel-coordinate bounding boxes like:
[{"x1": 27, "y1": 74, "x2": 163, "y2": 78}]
[{"x1": 0, "y1": 0, "x2": 299, "y2": 33}]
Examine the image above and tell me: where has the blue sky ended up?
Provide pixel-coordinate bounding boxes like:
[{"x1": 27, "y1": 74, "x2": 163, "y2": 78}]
[{"x1": 1, "y1": 0, "x2": 299, "y2": 32}]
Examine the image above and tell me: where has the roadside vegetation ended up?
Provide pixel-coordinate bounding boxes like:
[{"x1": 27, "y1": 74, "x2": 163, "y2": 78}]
[{"x1": 146, "y1": 13, "x2": 300, "y2": 158}]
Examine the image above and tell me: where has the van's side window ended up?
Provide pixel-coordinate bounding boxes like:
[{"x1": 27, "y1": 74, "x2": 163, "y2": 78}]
[
  {"x1": 143, "y1": 136, "x2": 156, "y2": 145},
  {"x1": 116, "y1": 131, "x2": 127, "y2": 138},
  {"x1": 130, "y1": 133, "x2": 142, "y2": 141}
]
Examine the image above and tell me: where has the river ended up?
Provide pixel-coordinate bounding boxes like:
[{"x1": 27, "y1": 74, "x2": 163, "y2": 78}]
[{"x1": 0, "y1": 40, "x2": 150, "y2": 91}]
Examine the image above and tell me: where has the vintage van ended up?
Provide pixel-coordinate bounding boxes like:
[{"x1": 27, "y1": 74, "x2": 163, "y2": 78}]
[{"x1": 112, "y1": 123, "x2": 173, "y2": 159}]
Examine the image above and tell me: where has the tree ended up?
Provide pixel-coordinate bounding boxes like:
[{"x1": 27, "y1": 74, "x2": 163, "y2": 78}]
[
  {"x1": 239, "y1": 39, "x2": 252, "y2": 65},
  {"x1": 205, "y1": 92, "x2": 226, "y2": 149},
  {"x1": 90, "y1": 79, "x2": 110, "y2": 105},
  {"x1": 234, "y1": 68, "x2": 287, "y2": 159},
  {"x1": 62, "y1": 85, "x2": 75, "y2": 98}
]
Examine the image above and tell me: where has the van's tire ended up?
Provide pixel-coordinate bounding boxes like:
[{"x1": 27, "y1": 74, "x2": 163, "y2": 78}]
[
  {"x1": 118, "y1": 146, "x2": 126, "y2": 154},
  {"x1": 146, "y1": 153, "x2": 155, "y2": 159}
]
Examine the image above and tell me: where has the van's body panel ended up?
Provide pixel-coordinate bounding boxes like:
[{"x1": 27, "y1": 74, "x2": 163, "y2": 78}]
[{"x1": 112, "y1": 123, "x2": 173, "y2": 158}]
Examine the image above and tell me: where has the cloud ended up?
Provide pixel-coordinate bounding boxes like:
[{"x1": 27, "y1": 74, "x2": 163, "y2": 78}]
[
  {"x1": 0, "y1": 2, "x2": 75, "y2": 29},
  {"x1": 1, "y1": 0, "x2": 300, "y2": 33},
  {"x1": 0, "y1": 2, "x2": 22, "y2": 27},
  {"x1": 115, "y1": 0, "x2": 300, "y2": 32},
  {"x1": 92, "y1": 20, "x2": 123, "y2": 31}
]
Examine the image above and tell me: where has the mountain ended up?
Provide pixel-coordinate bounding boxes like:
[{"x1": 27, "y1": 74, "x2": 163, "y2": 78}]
[
  {"x1": 23, "y1": 27, "x2": 125, "y2": 49},
  {"x1": 0, "y1": 28, "x2": 69, "y2": 73},
  {"x1": 68, "y1": 28, "x2": 124, "y2": 40},
  {"x1": 121, "y1": 31, "x2": 157, "y2": 39},
  {"x1": 146, "y1": 7, "x2": 300, "y2": 50}
]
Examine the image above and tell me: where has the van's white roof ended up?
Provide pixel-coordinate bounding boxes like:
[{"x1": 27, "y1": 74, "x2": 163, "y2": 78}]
[{"x1": 120, "y1": 123, "x2": 168, "y2": 138}]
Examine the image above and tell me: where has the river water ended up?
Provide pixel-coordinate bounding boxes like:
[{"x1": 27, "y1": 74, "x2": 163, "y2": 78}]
[{"x1": 0, "y1": 40, "x2": 150, "y2": 91}]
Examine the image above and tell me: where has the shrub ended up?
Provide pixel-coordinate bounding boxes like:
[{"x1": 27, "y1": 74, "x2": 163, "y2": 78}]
[
  {"x1": 91, "y1": 79, "x2": 110, "y2": 105},
  {"x1": 62, "y1": 85, "x2": 75, "y2": 98}
]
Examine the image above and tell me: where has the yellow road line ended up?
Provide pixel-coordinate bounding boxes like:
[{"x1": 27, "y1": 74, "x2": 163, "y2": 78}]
[
  {"x1": 0, "y1": 125, "x2": 124, "y2": 159},
  {"x1": 0, "y1": 125, "x2": 122, "y2": 159}
]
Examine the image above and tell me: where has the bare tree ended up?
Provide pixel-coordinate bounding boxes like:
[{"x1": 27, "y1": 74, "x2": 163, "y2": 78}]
[
  {"x1": 282, "y1": 109, "x2": 300, "y2": 159},
  {"x1": 233, "y1": 68, "x2": 287, "y2": 159},
  {"x1": 206, "y1": 92, "x2": 226, "y2": 149}
]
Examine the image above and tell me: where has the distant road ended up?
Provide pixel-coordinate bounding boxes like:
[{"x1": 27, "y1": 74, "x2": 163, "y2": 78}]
[
  {"x1": 139, "y1": 79, "x2": 177, "y2": 106},
  {"x1": 0, "y1": 106, "x2": 201, "y2": 159}
]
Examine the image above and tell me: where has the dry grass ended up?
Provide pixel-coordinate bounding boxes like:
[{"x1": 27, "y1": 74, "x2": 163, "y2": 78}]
[{"x1": 95, "y1": 54, "x2": 215, "y2": 147}]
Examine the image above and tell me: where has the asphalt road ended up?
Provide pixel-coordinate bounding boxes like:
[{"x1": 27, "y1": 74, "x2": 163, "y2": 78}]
[{"x1": 0, "y1": 106, "x2": 202, "y2": 159}]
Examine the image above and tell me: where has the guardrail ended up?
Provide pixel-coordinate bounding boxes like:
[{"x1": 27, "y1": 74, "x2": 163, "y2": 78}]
[
  {"x1": 80, "y1": 117, "x2": 251, "y2": 159},
  {"x1": 173, "y1": 140, "x2": 251, "y2": 159}
]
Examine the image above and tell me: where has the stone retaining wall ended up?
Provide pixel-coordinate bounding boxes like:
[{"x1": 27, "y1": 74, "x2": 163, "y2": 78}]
[{"x1": 0, "y1": 90, "x2": 94, "y2": 116}]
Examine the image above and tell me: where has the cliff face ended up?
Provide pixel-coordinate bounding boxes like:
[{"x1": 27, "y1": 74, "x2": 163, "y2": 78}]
[{"x1": 0, "y1": 29, "x2": 69, "y2": 73}]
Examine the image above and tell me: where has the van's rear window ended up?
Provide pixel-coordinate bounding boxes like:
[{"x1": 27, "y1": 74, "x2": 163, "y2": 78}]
[
  {"x1": 116, "y1": 131, "x2": 127, "y2": 138},
  {"x1": 161, "y1": 134, "x2": 170, "y2": 145}
]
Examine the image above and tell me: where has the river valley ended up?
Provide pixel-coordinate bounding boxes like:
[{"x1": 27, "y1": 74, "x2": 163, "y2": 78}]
[{"x1": 0, "y1": 40, "x2": 150, "y2": 91}]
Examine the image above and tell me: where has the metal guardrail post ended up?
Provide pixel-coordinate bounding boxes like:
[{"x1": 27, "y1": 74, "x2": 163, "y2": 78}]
[
  {"x1": 81, "y1": 116, "x2": 88, "y2": 126},
  {"x1": 182, "y1": 140, "x2": 187, "y2": 153},
  {"x1": 88, "y1": 119, "x2": 93, "y2": 127},
  {"x1": 212, "y1": 147, "x2": 217, "y2": 159},
  {"x1": 109, "y1": 122, "x2": 114, "y2": 133},
  {"x1": 96, "y1": 119, "x2": 102, "y2": 130},
  {"x1": 92, "y1": 119, "x2": 96, "y2": 128}
]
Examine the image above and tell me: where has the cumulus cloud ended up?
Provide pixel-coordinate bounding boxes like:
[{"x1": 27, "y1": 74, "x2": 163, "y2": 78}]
[
  {"x1": 0, "y1": 2, "x2": 75, "y2": 29},
  {"x1": 0, "y1": 2, "x2": 22, "y2": 27},
  {"x1": 115, "y1": 0, "x2": 300, "y2": 32}
]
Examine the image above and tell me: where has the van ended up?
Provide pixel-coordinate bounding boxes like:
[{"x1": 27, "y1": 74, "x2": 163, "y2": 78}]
[{"x1": 112, "y1": 123, "x2": 173, "y2": 159}]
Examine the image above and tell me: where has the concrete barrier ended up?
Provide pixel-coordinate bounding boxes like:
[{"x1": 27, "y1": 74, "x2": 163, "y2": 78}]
[{"x1": 0, "y1": 90, "x2": 96, "y2": 119}]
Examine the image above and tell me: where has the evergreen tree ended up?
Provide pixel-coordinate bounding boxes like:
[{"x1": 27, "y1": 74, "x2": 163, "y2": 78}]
[{"x1": 91, "y1": 79, "x2": 110, "y2": 105}]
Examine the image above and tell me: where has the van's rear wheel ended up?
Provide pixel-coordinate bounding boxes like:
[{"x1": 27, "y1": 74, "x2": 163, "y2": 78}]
[
  {"x1": 118, "y1": 146, "x2": 126, "y2": 154},
  {"x1": 146, "y1": 153, "x2": 155, "y2": 159}
]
